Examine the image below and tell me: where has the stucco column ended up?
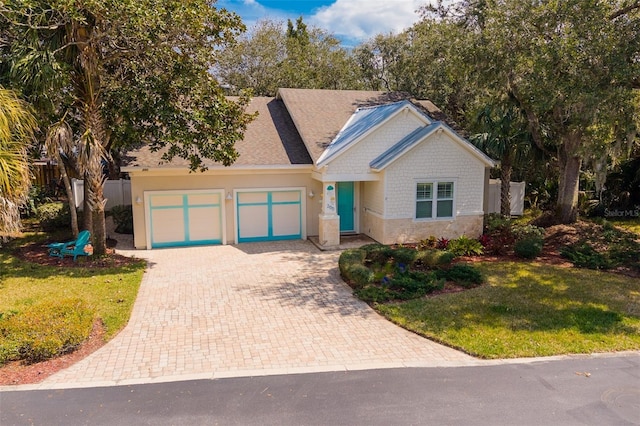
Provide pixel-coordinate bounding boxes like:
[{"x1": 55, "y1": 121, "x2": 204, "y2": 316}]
[{"x1": 318, "y1": 182, "x2": 340, "y2": 247}]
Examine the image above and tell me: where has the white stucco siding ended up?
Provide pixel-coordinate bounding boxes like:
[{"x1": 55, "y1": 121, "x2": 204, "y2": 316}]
[
  {"x1": 362, "y1": 179, "x2": 384, "y2": 215},
  {"x1": 384, "y1": 132, "x2": 486, "y2": 219},
  {"x1": 324, "y1": 113, "x2": 424, "y2": 176}
]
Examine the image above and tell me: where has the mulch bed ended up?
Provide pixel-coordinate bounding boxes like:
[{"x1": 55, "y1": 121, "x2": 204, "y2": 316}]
[{"x1": 13, "y1": 238, "x2": 141, "y2": 268}]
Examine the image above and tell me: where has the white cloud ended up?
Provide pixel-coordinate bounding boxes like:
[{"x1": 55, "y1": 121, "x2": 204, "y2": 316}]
[
  {"x1": 218, "y1": 0, "x2": 430, "y2": 46},
  {"x1": 310, "y1": 0, "x2": 425, "y2": 43}
]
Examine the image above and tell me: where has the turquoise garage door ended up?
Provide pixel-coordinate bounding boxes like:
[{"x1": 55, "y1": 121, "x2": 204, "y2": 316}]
[
  {"x1": 146, "y1": 190, "x2": 224, "y2": 248},
  {"x1": 236, "y1": 190, "x2": 303, "y2": 243}
]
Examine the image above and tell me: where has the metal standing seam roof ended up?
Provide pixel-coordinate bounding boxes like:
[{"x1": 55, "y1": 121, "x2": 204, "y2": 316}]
[
  {"x1": 369, "y1": 121, "x2": 497, "y2": 171},
  {"x1": 369, "y1": 122, "x2": 441, "y2": 170},
  {"x1": 316, "y1": 100, "x2": 431, "y2": 166}
]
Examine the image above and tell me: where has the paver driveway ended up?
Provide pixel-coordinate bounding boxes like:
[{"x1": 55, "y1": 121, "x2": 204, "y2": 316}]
[{"x1": 41, "y1": 240, "x2": 475, "y2": 388}]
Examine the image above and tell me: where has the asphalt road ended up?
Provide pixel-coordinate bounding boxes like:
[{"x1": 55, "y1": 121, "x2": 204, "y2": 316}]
[{"x1": 2, "y1": 354, "x2": 639, "y2": 425}]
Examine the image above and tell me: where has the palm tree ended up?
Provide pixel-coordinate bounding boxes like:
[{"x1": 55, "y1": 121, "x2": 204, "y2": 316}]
[
  {"x1": 0, "y1": 87, "x2": 36, "y2": 238},
  {"x1": 45, "y1": 119, "x2": 79, "y2": 237},
  {"x1": 5, "y1": 8, "x2": 111, "y2": 254},
  {"x1": 470, "y1": 105, "x2": 532, "y2": 217}
]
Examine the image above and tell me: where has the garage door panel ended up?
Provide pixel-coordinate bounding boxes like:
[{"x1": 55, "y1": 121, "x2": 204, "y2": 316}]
[
  {"x1": 272, "y1": 203, "x2": 301, "y2": 237},
  {"x1": 238, "y1": 204, "x2": 269, "y2": 239},
  {"x1": 188, "y1": 193, "x2": 221, "y2": 206},
  {"x1": 272, "y1": 191, "x2": 300, "y2": 203},
  {"x1": 236, "y1": 190, "x2": 303, "y2": 242},
  {"x1": 238, "y1": 192, "x2": 268, "y2": 204},
  {"x1": 151, "y1": 208, "x2": 185, "y2": 244},
  {"x1": 188, "y1": 206, "x2": 222, "y2": 241},
  {"x1": 147, "y1": 190, "x2": 223, "y2": 248},
  {"x1": 151, "y1": 194, "x2": 183, "y2": 207}
]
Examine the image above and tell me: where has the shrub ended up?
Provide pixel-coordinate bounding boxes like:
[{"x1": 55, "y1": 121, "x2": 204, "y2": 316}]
[
  {"x1": 110, "y1": 205, "x2": 133, "y2": 234},
  {"x1": 355, "y1": 286, "x2": 399, "y2": 303},
  {"x1": 339, "y1": 249, "x2": 374, "y2": 288},
  {"x1": 414, "y1": 249, "x2": 455, "y2": 268},
  {"x1": 360, "y1": 243, "x2": 393, "y2": 264},
  {"x1": 348, "y1": 264, "x2": 375, "y2": 288},
  {"x1": 339, "y1": 248, "x2": 366, "y2": 275},
  {"x1": 560, "y1": 243, "x2": 613, "y2": 270},
  {"x1": 436, "y1": 264, "x2": 484, "y2": 288},
  {"x1": 484, "y1": 213, "x2": 511, "y2": 233},
  {"x1": 391, "y1": 246, "x2": 418, "y2": 266},
  {"x1": 512, "y1": 224, "x2": 545, "y2": 241},
  {"x1": 20, "y1": 185, "x2": 54, "y2": 218},
  {"x1": 0, "y1": 298, "x2": 94, "y2": 365},
  {"x1": 436, "y1": 237, "x2": 450, "y2": 250},
  {"x1": 417, "y1": 236, "x2": 437, "y2": 250},
  {"x1": 36, "y1": 202, "x2": 71, "y2": 231},
  {"x1": 514, "y1": 237, "x2": 544, "y2": 259},
  {"x1": 389, "y1": 270, "x2": 444, "y2": 299},
  {"x1": 447, "y1": 235, "x2": 484, "y2": 256}
]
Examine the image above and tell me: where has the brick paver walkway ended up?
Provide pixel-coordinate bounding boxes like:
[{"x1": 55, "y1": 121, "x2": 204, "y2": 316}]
[{"x1": 39, "y1": 240, "x2": 476, "y2": 389}]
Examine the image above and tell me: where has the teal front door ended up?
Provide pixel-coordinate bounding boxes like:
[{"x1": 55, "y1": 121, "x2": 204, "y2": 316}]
[{"x1": 337, "y1": 182, "x2": 355, "y2": 233}]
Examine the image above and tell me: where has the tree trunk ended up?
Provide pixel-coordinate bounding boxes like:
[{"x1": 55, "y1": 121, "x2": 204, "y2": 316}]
[
  {"x1": 556, "y1": 133, "x2": 582, "y2": 223},
  {"x1": 82, "y1": 172, "x2": 93, "y2": 233},
  {"x1": 91, "y1": 191, "x2": 107, "y2": 256},
  {"x1": 500, "y1": 162, "x2": 513, "y2": 217},
  {"x1": 56, "y1": 157, "x2": 79, "y2": 237}
]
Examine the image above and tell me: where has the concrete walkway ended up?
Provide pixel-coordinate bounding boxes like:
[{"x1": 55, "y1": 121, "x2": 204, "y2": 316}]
[{"x1": 31, "y1": 236, "x2": 479, "y2": 389}]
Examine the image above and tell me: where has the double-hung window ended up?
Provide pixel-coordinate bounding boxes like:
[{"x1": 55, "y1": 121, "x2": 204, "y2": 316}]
[{"x1": 416, "y1": 181, "x2": 454, "y2": 219}]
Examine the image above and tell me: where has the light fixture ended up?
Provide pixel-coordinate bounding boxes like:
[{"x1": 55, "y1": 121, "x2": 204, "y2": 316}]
[
  {"x1": 135, "y1": 196, "x2": 142, "y2": 204},
  {"x1": 226, "y1": 192, "x2": 232, "y2": 200},
  {"x1": 308, "y1": 190, "x2": 315, "y2": 198}
]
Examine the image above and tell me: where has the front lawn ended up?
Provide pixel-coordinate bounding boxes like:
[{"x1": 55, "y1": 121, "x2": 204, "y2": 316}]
[
  {"x1": 376, "y1": 262, "x2": 640, "y2": 358},
  {"x1": 607, "y1": 217, "x2": 640, "y2": 235},
  {"x1": 0, "y1": 234, "x2": 145, "y2": 365}
]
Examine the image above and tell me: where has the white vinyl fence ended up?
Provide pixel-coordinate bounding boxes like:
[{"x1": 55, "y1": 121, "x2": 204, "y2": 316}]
[
  {"x1": 488, "y1": 179, "x2": 525, "y2": 216},
  {"x1": 72, "y1": 178, "x2": 132, "y2": 211}
]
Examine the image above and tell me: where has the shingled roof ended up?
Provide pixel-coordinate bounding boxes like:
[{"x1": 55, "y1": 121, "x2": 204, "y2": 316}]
[
  {"x1": 122, "y1": 96, "x2": 311, "y2": 169},
  {"x1": 276, "y1": 88, "x2": 445, "y2": 163},
  {"x1": 122, "y1": 89, "x2": 447, "y2": 169}
]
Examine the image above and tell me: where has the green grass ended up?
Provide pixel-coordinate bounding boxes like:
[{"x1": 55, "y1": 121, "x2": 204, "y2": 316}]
[
  {"x1": 607, "y1": 218, "x2": 640, "y2": 235},
  {"x1": 375, "y1": 262, "x2": 640, "y2": 359},
  {"x1": 0, "y1": 236, "x2": 146, "y2": 341}
]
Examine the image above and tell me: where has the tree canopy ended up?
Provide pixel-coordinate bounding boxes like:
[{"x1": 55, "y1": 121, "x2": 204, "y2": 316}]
[
  {"x1": 216, "y1": 17, "x2": 362, "y2": 96},
  {"x1": 1, "y1": 0, "x2": 255, "y2": 252}
]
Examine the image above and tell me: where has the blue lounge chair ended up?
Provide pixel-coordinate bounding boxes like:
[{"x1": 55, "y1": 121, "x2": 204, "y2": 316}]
[{"x1": 48, "y1": 230, "x2": 92, "y2": 261}]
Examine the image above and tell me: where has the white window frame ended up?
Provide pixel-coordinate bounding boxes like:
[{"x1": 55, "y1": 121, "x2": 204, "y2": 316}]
[{"x1": 415, "y1": 180, "x2": 456, "y2": 220}]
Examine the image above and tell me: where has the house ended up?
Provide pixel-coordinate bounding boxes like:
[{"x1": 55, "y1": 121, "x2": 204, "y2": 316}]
[{"x1": 121, "y1": 88, "x2": 496, "y2": 249}]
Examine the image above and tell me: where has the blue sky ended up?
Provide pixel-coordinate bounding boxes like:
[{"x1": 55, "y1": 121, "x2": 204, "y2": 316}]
[{"x1": 217, "y1": 0, "x2": 428, "y2": 47}]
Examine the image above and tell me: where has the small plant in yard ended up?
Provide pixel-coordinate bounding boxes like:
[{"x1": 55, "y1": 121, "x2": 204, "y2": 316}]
[
  {"x1": 481, "y1": 215, "x2": 545, "y2": 258},
  {"x1": 110, "y1": 205, "x2": 134, "y2": 234},
  {"x1": 435, "y1": 263, "x2": 484, "y2": 288},
  {"x1": 514, "y1": 237, "x2": 544, "y2": 259},
  {"x1": 436, "y1": 237, "x2": 450, "y2": 250},
  {"x1": 338, "y1": 248, "x2": 372, "y2": 288},
  {"x1": 413, "y1": 249, "x2": 455, "y2": 268},
  {"x1": 0, "y1": 298, "x2": 94, "y2": 365},
  {"x1": 36, "y1": 202, "x2": 71, "y2": 232},
  {"x1": 446, "y1": 235, "x2": 484, "y2": 256},
  {"x1": 391, "y1": 246, "x2": 418, "y2": 266},
  {"x1": 417, "y1": 236, "x2": 438, "y2": 250}
]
